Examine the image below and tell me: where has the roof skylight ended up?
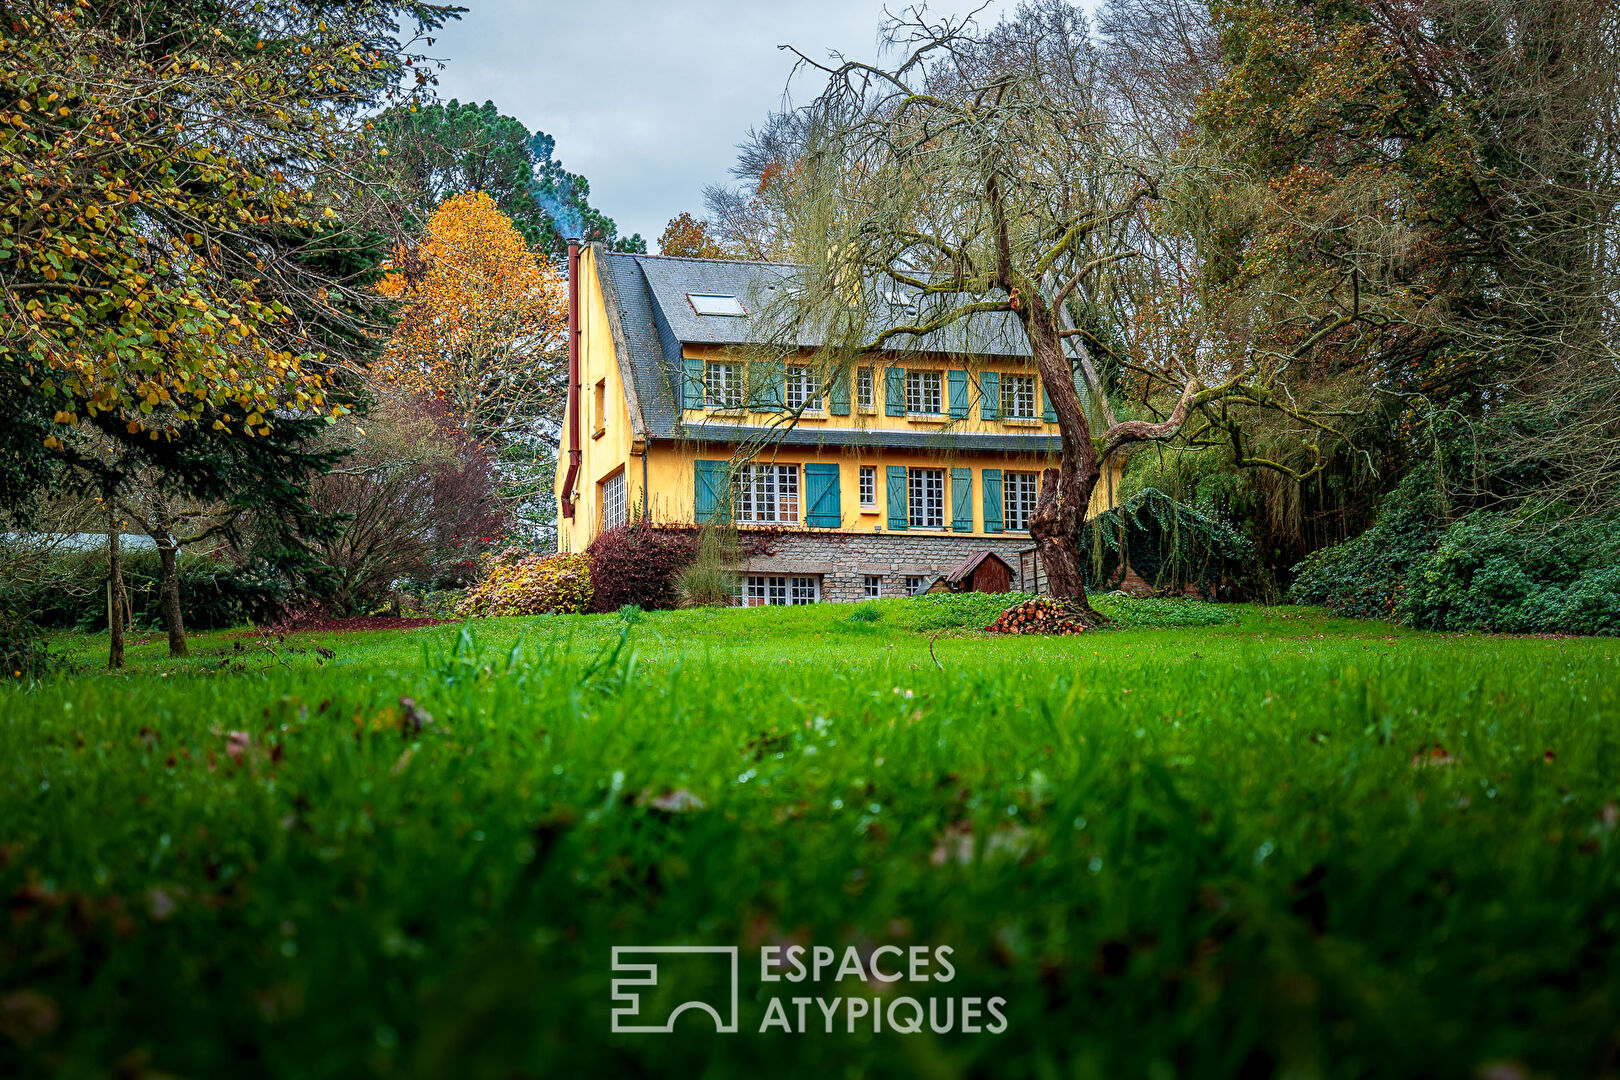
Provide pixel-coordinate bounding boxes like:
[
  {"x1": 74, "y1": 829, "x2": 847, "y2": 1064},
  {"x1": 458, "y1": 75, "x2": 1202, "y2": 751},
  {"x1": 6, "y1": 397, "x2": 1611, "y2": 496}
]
[{"x1": 687, "y1": 293, "x2": 747, "y2": 317}]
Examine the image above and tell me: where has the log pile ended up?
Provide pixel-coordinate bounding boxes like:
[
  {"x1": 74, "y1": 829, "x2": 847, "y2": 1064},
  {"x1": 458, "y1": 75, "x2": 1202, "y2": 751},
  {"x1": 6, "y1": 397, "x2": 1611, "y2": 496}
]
[{"x1": 984, "y1": 597, "x2": 1089, "y2": 635}]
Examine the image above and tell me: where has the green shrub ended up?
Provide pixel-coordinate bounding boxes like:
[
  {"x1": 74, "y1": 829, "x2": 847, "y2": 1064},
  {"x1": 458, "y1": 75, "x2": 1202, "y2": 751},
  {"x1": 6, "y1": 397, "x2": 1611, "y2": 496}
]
[
  {"x1": 846, "y1": 602, "x2": 883, "y2": 624},
  {"x1": 456, "y1": 550, "x2": 592, "y2": 617},
  {"x1": 1292, "y1": 468, "x2": 1620, "y2": 634},
  {"x1": 1, "y1": 550, "x2": 287, "y2": 630},
  {"x1": 400, "y1": 588, "x2": 466, "y2": 619},
  {"x1": 1398, "y1": 514, "x2": 1620, "y2": 635},
  {"x1": 0, "y1": 610, "x2": 53, "y2": 680},
  {"x1": 1289, "y1": 472, "x2": 1442, "y2": 620}
]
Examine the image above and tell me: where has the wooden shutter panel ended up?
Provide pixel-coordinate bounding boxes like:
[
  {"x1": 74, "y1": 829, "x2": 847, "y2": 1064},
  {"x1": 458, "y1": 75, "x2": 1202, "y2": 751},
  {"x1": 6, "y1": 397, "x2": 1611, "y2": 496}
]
[
  {"x1": 980, "y1": 371, "x2": 1000, "y2": 420},
  {"x1": 805, "y1": 463, "x2": 840, "y2": 528},
  {"x1": 694, "y1": 460, "x2": 728, "y2": 524},
  {"x1": 767, "y1": 361, "x2": 786, "y2": 409},
  {"x1": 748, "y1": 362, "x2": 786, "y2": 409},
  {"x1": 951, "y1": 467, "x2": 972, "y2": 532},
  {"x1": 982, "y1": 468, "x2": 1003, "y2": 533},
  {"x1": 683, "y1": 355, "x2": 705, "y2": 409},
  {"x1": 885, "y1": 367, "x2": 906, "y2": 416},
  {"x1": 1041, "y1": 383, "x2": 1057, "y2": 422},
  {"x1": 828, "y1": 369, "x2": 851, "y2": 415},
  {"x1": 886, "y1": 465, "x2": 908, "y2": 530},
  {"x1": 948, "y1": 370, "x2": 969, "y2": 418}
]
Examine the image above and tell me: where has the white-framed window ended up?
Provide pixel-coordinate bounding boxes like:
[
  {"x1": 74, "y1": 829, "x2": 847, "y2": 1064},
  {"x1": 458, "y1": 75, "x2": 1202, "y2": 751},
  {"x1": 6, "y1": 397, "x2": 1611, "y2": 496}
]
[
  {"x1": 864, "y1": 575, "x2": 883, "y2": 598},
  {"x1": 908, "y1": 468, "x2": 945, "y2": 528},
  {"x1": 705, "y1": 361, "x2": 745, "y2": 409},
  {"x1": 735, "y1": 464, "x2": 799, "y2": 523},
  {"x1": 1001, "y1": 374, "x2": 1037, "y2": 419},
  {"x1": 1005, "y1": 470, "x2": 1039, "y2": 531},
  {"x1": 856, "y1": 367, "x2": 874, "y2": 410},
  {"x1": 905, "y1": 370, "x2": 942, "y2": 414},
  {"x1": 905, "y1": 575, "x2": 928, "y2": 595},
  {"x1": 859, "y1": 465, "x2": 876, "y2": 507},
  {"x1": 601, "y1": 471, "x2": 626, "y2": 532},
  {"x1": 741, "y1": 575, "x2": 820, "y2": 606},
  {"x1": 785, "y1": 365, "x2": 820, "y2": 411}
]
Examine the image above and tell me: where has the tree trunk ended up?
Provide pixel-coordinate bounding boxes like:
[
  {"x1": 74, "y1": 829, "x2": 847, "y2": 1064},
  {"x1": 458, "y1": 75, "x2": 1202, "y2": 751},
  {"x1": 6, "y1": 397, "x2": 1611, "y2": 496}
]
[
  {"x1": 1022, "y1": 301, "x2": 1105, "y2": 623},
  {"x1": 107, "y1": 509, "x2": 125, "y2": 670},
  {"x1": 156, "y1": 539, "x2": 189, "y2": 658}
]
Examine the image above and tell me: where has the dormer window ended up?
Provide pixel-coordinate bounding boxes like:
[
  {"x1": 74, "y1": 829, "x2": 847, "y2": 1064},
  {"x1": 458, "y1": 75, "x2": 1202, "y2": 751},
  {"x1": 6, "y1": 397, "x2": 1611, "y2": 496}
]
[
  {"x1": 905, "y1": 370, "x2": 943, "y2": 414},
  {"x1": 1001, "y1": 374, "x2": 1037, "y2": 419},
  {"x1": 785, "y1": 365, "x2": 820, "y2": 411},
  {"x1": 688, "y1": 293, "x2": 747, "y2": 317}
]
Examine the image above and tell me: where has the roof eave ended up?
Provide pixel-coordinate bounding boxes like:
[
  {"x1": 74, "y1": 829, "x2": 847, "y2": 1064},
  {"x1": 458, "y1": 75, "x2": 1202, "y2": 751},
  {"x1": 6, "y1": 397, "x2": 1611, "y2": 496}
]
[{"x1": 592, "y1": 242, "x2": 650, "y2": 443}]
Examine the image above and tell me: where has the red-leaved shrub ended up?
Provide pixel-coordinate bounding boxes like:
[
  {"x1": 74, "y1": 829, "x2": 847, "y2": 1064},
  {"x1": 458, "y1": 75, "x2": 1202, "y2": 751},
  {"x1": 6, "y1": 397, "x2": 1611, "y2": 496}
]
[{"x1": 586, "y1": 525, "x2": 700, "y2": 612}]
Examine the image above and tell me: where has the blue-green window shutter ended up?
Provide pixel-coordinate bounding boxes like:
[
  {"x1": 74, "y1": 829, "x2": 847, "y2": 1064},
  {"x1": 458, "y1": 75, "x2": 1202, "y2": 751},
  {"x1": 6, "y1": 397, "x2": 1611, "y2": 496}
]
[
  {"x1": 947, "y1": 370, "x2": 969, "y2": 418},
  {"x1": 980, "y1": 371, "x2": 1000, "y2": 420},
  {"x1": 694, "y1": 460, "x2": 728, "y2": 523},
  {"x1": 805, "y1": 463, "x2": 840, "y2": 528},
  {"x1": 885, "y1": 367, "x2": 906, "y2": 416},
  {"x1": 748, "y1": 362, "x2": 786, "y2": 409},
  {"x1": 951, "y1": 467, "x2": 972, "y2": 532},
  {"x1": 767, "y1": 361, "x2": 786, "y2": 409},
  {"x1": 683, "y1": 355, "x2": 705, "y2": 409},
  {"x1": 747, "y1": 362, "x2": 768, "y2": 409},
  {"x1": 886, "y1": 465, "x2": 908, "y2": 530},
  {"x1": 1041, "y1": 383, "x2": 1057, "y2": 422},
  {"x1": 982, "y1": 468, "x2": 1003, "y2": 533},
  {"x1": 828, "y1": 370, "x2": 850, "y2": 416}
]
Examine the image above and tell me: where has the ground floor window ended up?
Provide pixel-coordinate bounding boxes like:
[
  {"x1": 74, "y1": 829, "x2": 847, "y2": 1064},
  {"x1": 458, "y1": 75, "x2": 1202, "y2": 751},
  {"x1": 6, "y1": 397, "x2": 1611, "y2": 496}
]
[
  {"x1": 908, "y1": 468, "x2": 945, "y2": 528},
  {"x1": 741, "y1": 575, "x2": 820, "y2": 606},
  {"x1": 1004, "y1": 470, "x2": 1039, "y2": 532},
  {"x1": 905, "y1": 574, "x2": 928, "y2": 595},
  {"x1": 601, "y1": 471, "x2": 626, "y2": 532},
  {"x1": 864, "y1": 575, "x2": 882, "y2": 598}
]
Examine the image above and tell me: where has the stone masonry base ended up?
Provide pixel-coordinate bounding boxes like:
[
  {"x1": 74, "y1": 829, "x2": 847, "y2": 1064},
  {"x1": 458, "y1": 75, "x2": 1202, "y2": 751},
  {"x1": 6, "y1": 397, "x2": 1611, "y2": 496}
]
[{"x1": 738, "y1": 531, "x2": 1035, "y2": 603}]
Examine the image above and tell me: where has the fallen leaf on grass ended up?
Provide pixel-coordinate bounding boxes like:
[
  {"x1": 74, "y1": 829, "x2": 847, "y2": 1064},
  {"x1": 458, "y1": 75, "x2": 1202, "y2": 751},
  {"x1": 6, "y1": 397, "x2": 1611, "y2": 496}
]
[
  {"x1": 225, "y1": 731, "x2": 251, "y2": 766},
  {"x1": 1411, "y1": 743, "x2": 1455, "y2": 768},
  {"x1": 636, "y1": 788, "x2": 705, "y2": 813},
  {"x1": 146, "y1": 886, "x2": 181, "y2": 921}
]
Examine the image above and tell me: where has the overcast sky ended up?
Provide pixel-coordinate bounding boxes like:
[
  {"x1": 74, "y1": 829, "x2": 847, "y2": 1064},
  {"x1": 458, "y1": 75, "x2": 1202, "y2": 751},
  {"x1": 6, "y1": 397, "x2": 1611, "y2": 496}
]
[{"x1": 426, "y1": 1, "x2": 1097, "y2": 247}]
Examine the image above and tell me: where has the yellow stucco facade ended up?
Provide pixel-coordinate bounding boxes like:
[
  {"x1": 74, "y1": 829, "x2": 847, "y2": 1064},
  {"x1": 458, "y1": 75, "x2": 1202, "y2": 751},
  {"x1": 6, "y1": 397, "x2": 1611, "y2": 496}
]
[{"x1": 555, "y1": 245, "x2": 1122, "y2": 557}]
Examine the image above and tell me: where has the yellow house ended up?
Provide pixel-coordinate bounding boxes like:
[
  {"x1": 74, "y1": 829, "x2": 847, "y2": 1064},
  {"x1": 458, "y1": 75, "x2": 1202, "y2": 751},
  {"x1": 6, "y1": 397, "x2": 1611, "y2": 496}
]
[{"x1": 555, "y1": 242, "x2": 1121, "y2": 603}]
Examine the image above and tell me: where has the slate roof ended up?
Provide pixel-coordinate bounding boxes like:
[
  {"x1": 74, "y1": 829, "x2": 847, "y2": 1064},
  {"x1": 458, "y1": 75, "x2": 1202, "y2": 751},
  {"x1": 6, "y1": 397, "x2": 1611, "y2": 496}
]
[{"x1": 593, "y1": 246, "x2": 1078, "y2": 447}]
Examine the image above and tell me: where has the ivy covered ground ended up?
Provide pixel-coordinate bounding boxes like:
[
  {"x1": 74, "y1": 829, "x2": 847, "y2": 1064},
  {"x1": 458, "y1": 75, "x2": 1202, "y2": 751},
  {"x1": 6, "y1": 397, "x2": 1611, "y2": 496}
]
[{"x1": 4, "y1": 598, "x2": 1619, "y2": 1078}]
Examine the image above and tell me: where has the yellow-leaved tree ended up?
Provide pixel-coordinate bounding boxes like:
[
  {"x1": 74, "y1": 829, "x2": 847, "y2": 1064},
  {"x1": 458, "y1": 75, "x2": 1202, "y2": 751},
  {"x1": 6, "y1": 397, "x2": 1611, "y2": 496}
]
[{"x1": 377, "y1": 192, "x2": 568, "y2": 537}]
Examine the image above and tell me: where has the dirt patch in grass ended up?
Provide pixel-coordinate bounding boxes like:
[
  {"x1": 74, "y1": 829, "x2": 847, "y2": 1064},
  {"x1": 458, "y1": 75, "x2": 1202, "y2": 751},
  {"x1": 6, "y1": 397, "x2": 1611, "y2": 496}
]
[{"x1": 240, "y1": 614, "x2": 450, "y2": 636}]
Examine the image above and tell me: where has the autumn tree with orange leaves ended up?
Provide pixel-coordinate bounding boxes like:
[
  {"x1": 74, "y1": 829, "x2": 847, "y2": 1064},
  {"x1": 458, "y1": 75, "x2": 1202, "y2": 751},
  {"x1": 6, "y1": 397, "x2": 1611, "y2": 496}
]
[
  {"x1": 377, "y1": 192, "x2": 568, "y2": 536},
  {"x1": 658, "y1": 212, "x2": 732, "y2": 259}
]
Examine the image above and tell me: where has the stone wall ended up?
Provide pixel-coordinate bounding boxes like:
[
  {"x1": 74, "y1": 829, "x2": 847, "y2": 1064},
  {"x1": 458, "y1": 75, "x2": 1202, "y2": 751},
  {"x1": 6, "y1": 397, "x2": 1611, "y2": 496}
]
[{"x1": 738, "y1": 530, "x2": 1036, "y2": 603}]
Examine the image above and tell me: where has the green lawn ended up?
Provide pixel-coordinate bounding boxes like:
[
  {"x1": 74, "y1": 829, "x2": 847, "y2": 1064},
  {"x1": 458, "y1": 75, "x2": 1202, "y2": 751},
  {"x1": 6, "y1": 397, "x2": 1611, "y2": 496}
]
[{"x1": 3, "y1": 598, "x2": 1618, "y2": 1078}]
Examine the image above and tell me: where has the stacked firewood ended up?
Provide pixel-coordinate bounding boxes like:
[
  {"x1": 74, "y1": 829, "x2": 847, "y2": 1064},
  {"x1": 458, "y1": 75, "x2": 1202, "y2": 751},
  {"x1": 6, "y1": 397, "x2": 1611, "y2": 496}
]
[{"x1": 984, "y1": 597, "x2": 1089, "y2": 635}]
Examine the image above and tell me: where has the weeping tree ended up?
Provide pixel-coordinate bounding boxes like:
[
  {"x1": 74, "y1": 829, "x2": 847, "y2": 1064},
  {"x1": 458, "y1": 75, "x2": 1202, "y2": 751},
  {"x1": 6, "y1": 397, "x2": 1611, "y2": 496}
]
[{"x1": 771, "y1": 6, "x2": 1365, "y2": 619}]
